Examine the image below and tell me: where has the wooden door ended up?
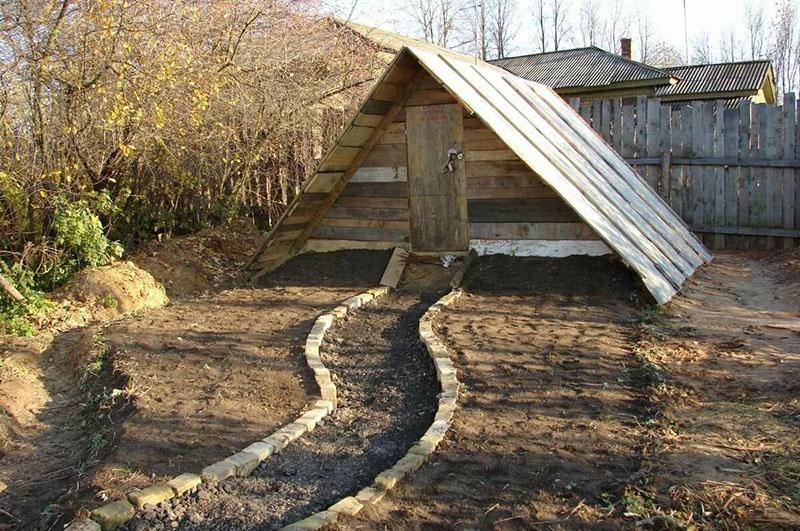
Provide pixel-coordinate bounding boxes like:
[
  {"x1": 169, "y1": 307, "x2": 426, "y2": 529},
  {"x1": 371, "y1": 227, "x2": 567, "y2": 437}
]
[{"x1": 406, "y1": 104, "x2": 469, "y2": 252}]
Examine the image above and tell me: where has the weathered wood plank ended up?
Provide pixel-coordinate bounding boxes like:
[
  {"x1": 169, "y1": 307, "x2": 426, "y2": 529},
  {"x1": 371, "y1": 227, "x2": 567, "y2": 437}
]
[
  {"x1": 362, "y1": 144, "x2": 407, "y2": 167},
  {"x1": 380, "y1": 247, "x2": 410, "y2": 288},
  {"x1": 339, "y1": 125, "x2": 375, "y2": 147},
  {"x1": 326, "y1": 206, "x2": 409, "y2": 221},
  {"x1": 340, "y1": 181, "x2": 408, "y2": 198},
  {"x1": 351, "y1": 166, "x2": 407, "y2": 183},
  {"x1": 320, "y1": 218, "x2": 410, "y2": 230},
  {"x1": 466, "y1": 160, "x2": 535, "y2": 177},
  {"x1": 468, "y1": 198, "x2": 582, "y2": 223},
  {"x1": 464, "y1": 149, "x2": 518, "y2": 162},
  {"x1": 784, "y1": 94, "x2": 797, "y2": 237},
  {"x1": 311, "y1": 225, "x2": 409, "y2": 242},
  {"x1": 406, "y1": 88, "x2": 456, "y2": 106},
  {"x1": 335, "y1": 196, "x2": 408, "y2": 209},
  {"x1": 469, "y1": 222, "x2": 599, "y2": 240},
  {"x1": 723, "y1": 106, "x2": 739, "y2": 248},
  {"x1": 318, "y1": 146, "x2": 361, "y2": 172},
  {"x1": 467, "y1": 185, "x2": 557, "y2": 200},
  {"x1": 306, "y1": 172, "x2": 343, "y2": 193}
]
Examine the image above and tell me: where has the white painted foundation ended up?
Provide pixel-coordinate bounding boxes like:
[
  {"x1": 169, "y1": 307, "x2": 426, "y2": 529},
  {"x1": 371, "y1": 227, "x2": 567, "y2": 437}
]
[{"x1": 469, "y1": 239, "x2": 611, "y2": 257}]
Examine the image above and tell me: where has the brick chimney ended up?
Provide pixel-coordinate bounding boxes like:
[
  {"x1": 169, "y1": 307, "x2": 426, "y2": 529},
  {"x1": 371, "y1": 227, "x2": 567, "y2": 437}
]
[{"x1": 620, "y1": 38, "x2": 632, "y2": 59}]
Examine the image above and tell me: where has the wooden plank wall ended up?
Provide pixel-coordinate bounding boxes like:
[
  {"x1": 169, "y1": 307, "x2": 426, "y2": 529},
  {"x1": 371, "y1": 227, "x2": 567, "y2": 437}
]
[
  {"x1": 463, "y1": 114, "x2": 600, "y2": 242},
  {"x1": 578, "y1": 94, "x2": 800, "y2": 249},
  {"x1": 306, "y1": 70, "x2": 602, "y2": 251}
]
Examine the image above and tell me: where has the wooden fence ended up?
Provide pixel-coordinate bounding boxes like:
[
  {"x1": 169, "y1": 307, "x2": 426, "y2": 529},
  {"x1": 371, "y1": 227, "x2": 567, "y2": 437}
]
[{"x1": 570, "y1": 94, "x2": 800, "y2": 249}]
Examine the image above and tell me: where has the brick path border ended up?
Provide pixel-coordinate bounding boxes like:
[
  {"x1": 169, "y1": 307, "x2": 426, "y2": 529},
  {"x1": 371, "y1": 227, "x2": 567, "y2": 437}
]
[
  {"x1": 282, "y1": 288, "x2": 464, "y2": 530},
  {"x1": 67, "y1": 287, "x2": 392, "y2": 531}
]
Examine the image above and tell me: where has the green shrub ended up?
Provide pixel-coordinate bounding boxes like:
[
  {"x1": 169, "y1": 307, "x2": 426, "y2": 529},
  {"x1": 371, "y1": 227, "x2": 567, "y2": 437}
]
[{"x1": 0, "y1": 262, "x2": 54, "y2": 336}]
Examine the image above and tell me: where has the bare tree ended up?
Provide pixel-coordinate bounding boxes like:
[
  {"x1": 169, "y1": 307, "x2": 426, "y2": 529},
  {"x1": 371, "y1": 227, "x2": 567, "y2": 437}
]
[
  {"x1": 531, "y1": 0, "x2": 547, "y2": 52},
  {"x1": 488, "y1": 0, "x2": 518, "y2": 59},
  {"x1": 550, "y1": 0, "x2": 571, "y2": 51},
  {"x1": 772, "y1": 0, "x2": 799, "y2": 94},
  {"x1": 744, "y1": 0, "x2": 766, "y2": 60},
  {"x1": 406, "y1": 0, "x2": 460, "y2": 47},
  {"x1": 719, "y1": 26, "x2": 744, "y2": 63},
  {"x1": 635, "y1": 7, "x2": 654, "y2": 63},
  {"x1": 600, "y1": 0, "x2": 629, "y2": 54},
  {"x1": 692, "y1": 31, "x2": 714, "y2": 64},
  {"x1": 577, "y1": 0, "x2": 602, "y2": 47}
]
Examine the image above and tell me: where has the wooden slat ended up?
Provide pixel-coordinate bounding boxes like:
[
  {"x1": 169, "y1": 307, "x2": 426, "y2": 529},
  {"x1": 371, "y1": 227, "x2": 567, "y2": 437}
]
[
  {"x1": 311, "y1": 225, "x2": 409, "y2": 242},
  {"x1": 783, "y1": 94, "x2": 797, "y2": 236},
  {"x1": 380, "y1": 247, "x2": 410, "y2": 288},
  {"x1": 353, "y1": 113, "x2": 383, "y2": 127},
  {"x1": 340, "y1": 181, "x2": 408, "y2": 198},
  {"x1": 466, "y1": 160, "x2": 535, "y2": 177},
  {"x1": 467, "y1": 185, "x2": 557, "y2": 200},
  {"x1": 303, "y1": 239, "x2": 406, "y2": 253},
  {"x1": 406, "y1": 88, "x2": 456, "y2": 106},
  {"x1": 335, "y1": 196, "x2": 408, "y2": 209},
  {"x1": 738, "y1": 102, "x2": 752, "y2": 236},
  {"x1": 362, "y1": 98, "x2": 394, "y2": 115},
  {"x1": 326, "y1": 206, "x2": 409, "y2": 221},
  {"x1": 512, "y1": 82, "x2": 698, "y2": 276},
  {"x1": 306, "y1": 172, "x2": 343, "y2": 193},
  {"x1": 468, "y1": 198, "x2": 582, "y2": 223},
  {"x1": 320, "y1": 218, "x2": 410, "y2": 230},
  {"x1": 464, "y1": 149, "x2": 517, "y2": 162},
  {"x1": 469, "y1": 222, "x2": 599, "y2": 240},
  {"x1": 723, "y1": 106, "x2": 739, "y2": 249},
  {"x1": 351, "y1": 166, "x2": 407, "y2": 183},
  {"x1": 340, "y1": 126, "x2": 375, "y2": 147},
  {"x1": 692, "y1": 224, "x2": 800, "y2": 238},
  {"x1": 318, "y1": 146, "x2": 361, "y2": 171},
  {"x1": 363, "y1": 144, "x2": 407, "y2": 167}
]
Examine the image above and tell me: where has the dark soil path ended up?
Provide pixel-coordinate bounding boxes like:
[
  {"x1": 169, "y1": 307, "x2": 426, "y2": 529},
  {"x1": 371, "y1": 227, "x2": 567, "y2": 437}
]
[
  {"x1": 0, "y1": 250, "x2": 389, "y2": 530},
  {"x1": 123, "y1": 290, "x2": 440, "y2": 530},
  {"x1": 339, "y1": 255, "x2": 649, "y2": 529}
]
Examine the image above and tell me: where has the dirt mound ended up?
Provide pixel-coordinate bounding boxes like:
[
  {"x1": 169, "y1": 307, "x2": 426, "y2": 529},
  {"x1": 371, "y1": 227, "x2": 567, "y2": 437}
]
[
  {"x1": 44, "y1": 261, "x2": 169, "y2": 329},
  {"x1": 130, "y1": 218, "x2": 264, "y2": 299}
]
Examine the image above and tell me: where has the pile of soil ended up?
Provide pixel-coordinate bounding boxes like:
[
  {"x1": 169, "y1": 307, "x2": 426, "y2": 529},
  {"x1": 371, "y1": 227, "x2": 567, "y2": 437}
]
[
  {"x1": 130, "y1": 218, "x2": 264, "y2": 300},
  {"x1": 123, "y1": 290, "x2": 440, "y2": 530},
  {"x1": 0, "y1": 250, "x2": 390, "y2": 529}
]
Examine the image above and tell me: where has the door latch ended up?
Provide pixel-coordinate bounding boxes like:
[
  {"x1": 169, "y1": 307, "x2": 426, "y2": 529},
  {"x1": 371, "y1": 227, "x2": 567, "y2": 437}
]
[{"x1": 441, "y1": 148, "x2": 464, "y2": 173}]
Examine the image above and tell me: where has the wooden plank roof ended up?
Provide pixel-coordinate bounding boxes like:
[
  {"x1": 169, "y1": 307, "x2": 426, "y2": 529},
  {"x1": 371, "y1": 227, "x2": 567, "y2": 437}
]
[{"x1": 248, "y1": 46, "x2": 711, "y2": 303}]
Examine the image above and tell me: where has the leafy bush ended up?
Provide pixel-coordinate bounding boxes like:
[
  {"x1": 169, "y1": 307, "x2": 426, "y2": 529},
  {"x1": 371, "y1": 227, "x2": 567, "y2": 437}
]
[{"x1": 0, "y1": 262, "x2": 54, "y2": 336}]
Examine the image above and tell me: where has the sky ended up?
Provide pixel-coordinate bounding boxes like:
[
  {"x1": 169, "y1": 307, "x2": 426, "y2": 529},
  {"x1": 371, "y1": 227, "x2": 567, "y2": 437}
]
[{"x1": 323, "y1": 0, "x2": 784, "y2": 62}]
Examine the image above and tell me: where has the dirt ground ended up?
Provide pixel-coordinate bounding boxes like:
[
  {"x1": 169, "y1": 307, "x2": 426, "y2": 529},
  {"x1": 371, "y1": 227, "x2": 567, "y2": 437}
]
[
  {"x1": 123, "y1": 290, "x2": 440, "y2": 530},
  {"x1": 0, "y1": 248, "x2": 391, "y2": 530},
  {"x1": 341, "y1": 251, "x2": 800, "y2": 529}
]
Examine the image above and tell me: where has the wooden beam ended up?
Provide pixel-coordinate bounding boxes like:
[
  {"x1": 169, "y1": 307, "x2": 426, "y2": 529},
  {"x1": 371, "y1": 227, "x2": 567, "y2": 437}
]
[
  {"x1": 625, "y1": 156, "x2": 800, "y2": 169},
  {"x1": 691, "y1": 224, "x2": 800, "y2": 238}
]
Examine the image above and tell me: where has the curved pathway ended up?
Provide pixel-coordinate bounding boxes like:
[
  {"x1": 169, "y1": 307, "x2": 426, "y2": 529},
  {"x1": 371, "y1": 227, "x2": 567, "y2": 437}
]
[{"x1": 122, "y1": 291, "x2": 441, "y2": 530}]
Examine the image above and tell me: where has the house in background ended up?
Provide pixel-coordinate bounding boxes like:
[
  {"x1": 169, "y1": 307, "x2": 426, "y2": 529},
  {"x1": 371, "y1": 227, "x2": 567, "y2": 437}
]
[
  {"x1": 335, "y1": 19, "x2": 778, "y2": 108},
  {"x1": 654, "y1": 61, "x2": 776, "y2": 107},
  {"x1": 490, "y1": 39, "x2": 777, "y2": 107}
]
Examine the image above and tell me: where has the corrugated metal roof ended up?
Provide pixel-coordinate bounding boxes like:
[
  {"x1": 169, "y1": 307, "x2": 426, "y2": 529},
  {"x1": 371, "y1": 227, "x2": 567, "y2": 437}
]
[
  {"x1": 490, "y1": 47, "x2": 675, "y2": 90},
  {"x1": 656, "y1": 60, "x2": 772, "y2": 97},
  {"x1": 250, "y1": 46, "x2": 710, "y2": 303}
]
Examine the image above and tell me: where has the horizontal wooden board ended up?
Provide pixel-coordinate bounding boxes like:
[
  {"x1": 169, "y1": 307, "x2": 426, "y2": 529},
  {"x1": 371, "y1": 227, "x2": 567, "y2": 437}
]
[
  {"x1": 379, "y1": 131, "x2": 405, "y2": 144},
  {"x1": 466, "y1": 160, "x2": 536, "y2": 178},
  {"x1": 465, "y1": 137, "x2": 508, "y2": 151},
  {"x1": 306, "y1": 172, "x2": 343, "y2": 193},
  {"x1": 340, "y1": 181, "x2": 409, "y2": 198},
  {"x1": 320, "y1": 218, "x2": 410, "y2": 230},
  {"x1": 318, "y1": 146, "x2": 360, "y2": 171},
  {"x1": 362, "y1": 98, "x2": 394, "y2": 115},
  {"x1": 406, "y1": 88, "x2": 457, "y2": 106},
  {"x1": 311, "y1": 225, "x2": 410, "y2": 242},
  {"x1": 467, "y1": 185, "x2": 557, "y2": 200},
  {"x1": 470, "y1": 239, "x2": 611, "y2": 257},
  {"x1": 340, "y1": 125, "x2": 375, "y2": 147},
  {"x1": 465, "y1": 149, "x2": 518, "y2": 162},
  {"x1": 353, "y1": 113, "x2": 383, "y2": 127},
  {"x1": 469, "y1": 222, "x2": 599, "y2": 240},
  {"x1": 468, "y1": 198, "x2": 583, "y2": 223},
  {"x1": 302, "y1": 239, "x2": 408, "y2": 253},
  {"x1": 363, "y1": 144, "x2": 407, "y2": 167},
  {"x1": 372, "y1": 82, "x2": 401, "y2": 102},
  {"x1": 273, "y1": 229, "x2": 305, "y2": 241},
  {"x1": 326, "y1": 205, "x2": 409, "y2": 221},
  {"x1": 335, "y1": 197, "x2": 408, "y2": 209},
  {"x1": 351, "y1": 166, "x2": 407, "y2": 183},
  {"x1": 467, "y1": 173, "x2": 547, "y2": 188}
]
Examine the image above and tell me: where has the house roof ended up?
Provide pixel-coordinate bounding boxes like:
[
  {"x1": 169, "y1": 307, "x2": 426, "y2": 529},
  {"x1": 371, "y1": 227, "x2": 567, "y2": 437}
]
[
  {"x1": 489, "y1": 47, "x2": 676, "y2": 92},
  {"x1": 655, "y1": 60, "x2": 773, "y2": 99},
  {"x1": 248, "y1": 46, "x2": 710, "y2": 303},
  {"x1": 330, "y1": 17, "x2": 423, "y2": 53}
]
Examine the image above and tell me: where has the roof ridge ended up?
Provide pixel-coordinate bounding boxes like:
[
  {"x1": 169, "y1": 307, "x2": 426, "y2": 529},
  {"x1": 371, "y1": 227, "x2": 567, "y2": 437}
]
[{"x1": 665, "y1": 59, "x2": 772, "y2": 70}]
